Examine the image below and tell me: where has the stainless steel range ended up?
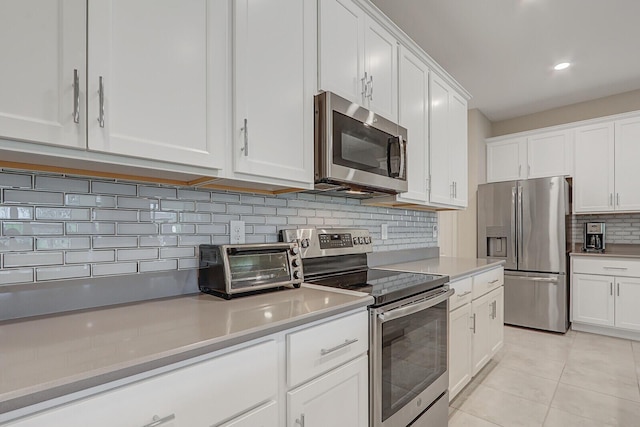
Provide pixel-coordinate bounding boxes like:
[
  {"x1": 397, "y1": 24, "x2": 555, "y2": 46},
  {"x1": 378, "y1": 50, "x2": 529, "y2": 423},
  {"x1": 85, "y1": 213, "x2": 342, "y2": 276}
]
[{"x1": 281, "y1": 228, "x2": 452, "y2": 427}]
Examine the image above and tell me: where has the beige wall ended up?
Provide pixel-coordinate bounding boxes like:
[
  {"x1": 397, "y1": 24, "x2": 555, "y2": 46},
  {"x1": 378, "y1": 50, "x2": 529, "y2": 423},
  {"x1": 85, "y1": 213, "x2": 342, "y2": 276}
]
[
  {"x1": 492, "y1": 88, "x2": 640, "y2": 136},
  {"x1": 439, "y1": 109, "x2": 492, "y2": 258}
]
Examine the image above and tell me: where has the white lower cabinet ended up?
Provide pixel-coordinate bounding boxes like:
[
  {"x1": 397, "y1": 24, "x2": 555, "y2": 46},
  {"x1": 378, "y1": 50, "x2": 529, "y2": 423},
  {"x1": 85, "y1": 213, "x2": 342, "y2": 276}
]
[
  {"x1": 287, "y1": 355, "x2": 368, "y2": 427},
  {"x1": 449, "y1": 303, "x2": 472, "y2": 399},
  {"x1": 5, "y1": 309, "x2": 368, "y2": 427},
  {"x1": 572, "y1": 258, "x2": 640, "y2": 336},
  {"x1": 448, "y1": 267, "x2": 504, "y2": 401}
]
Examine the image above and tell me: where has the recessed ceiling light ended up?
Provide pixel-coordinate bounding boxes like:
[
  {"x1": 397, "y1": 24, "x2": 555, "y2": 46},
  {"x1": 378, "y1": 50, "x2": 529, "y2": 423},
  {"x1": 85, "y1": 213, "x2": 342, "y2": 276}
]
[{"x1": 554, "y1": 62, "x2": 571, "y2": 71}]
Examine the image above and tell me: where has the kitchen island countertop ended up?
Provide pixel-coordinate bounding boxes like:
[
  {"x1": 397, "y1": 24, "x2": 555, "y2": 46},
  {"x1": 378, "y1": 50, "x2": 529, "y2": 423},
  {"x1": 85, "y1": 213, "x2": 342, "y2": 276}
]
[{"x1": 0, "y1": 284, "x2": 372, "y2": 418}]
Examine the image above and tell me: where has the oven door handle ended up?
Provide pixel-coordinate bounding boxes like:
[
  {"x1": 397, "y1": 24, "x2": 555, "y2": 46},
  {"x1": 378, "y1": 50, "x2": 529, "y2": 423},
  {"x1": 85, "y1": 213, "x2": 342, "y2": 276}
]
[{"x1": 378, "y1": 288, "x2": 454, "y2": 322}]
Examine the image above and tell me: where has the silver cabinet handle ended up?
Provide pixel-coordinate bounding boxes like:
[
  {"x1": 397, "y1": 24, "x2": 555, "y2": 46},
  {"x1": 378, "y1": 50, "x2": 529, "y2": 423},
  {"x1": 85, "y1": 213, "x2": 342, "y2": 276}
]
[
  {"x1": 617, "y1": 282, "x2": 620, "y2": 296},
  {"x1": 368, "y1": 74, "x2": 374, "y2": 100},
  {"x1": 295, "y1": 414, "x2": 305, "y2": 426},
  {"x1": 603, "y1": 267, "x2": 628, "y2": 270},
  {"x1": 457, "y1": 290, "x2": 472, "y2": 298},
  {"x1": 493, "y1": 301, "x2": 497, "y2": 319},
  {"x1": 320, "y1": 338, "x2": 358, "y2": 356},
  {"x1": 73, "y1": 69, "x2": 80, "y2": 124},
  {"x1": 617, "y1": 193, "x2": 620, "y2": 206},
  {"x1": 98, "y1": 76, "x2": 105, "y2": 128},
  {"x1": 240, "y1": 118, "x2": 249, "y2": 156},
  {"x1": 610, "y1": 282, "x2": 613, "y2": 296},
  {"x1": 361, "y1": 71, "x2": 368, "y2": 98},
  {"x1": 470, "y1": 313, "x2": 476, "y2": 333},
  {"x1": 488, "y1": 279, "x2": 500, "y2": 284},
  {"x1": 610, "y1": 193, "x2": 613, "y2": 207},
  {"x1": 518, "y1": 164, "x2": 522, "y2": 177},
  {"x1": 450, "y1": 182, "x2": 455, "y2": 198},
  {"x1": 142, "y1": 414, "x2": 175, "y2": 427},
  {"x1": 453, "y1": 181, "x2": 457, "y2": 198}
]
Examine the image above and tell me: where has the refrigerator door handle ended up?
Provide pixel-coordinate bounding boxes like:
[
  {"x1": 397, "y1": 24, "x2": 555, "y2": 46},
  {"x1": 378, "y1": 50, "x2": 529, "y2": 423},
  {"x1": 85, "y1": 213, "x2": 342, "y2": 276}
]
[
  {"x1": 511, "y1": 186, "x2": 517, "y2": 262},
  {"x1": 517, "y1": 185, "x2": 523, "y2": 266}
]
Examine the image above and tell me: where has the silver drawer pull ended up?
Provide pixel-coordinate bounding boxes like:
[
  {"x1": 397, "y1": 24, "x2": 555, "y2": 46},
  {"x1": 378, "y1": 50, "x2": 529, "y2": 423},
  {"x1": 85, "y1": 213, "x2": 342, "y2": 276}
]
[
  {"x1": 320, "y1": 338, "x2": 358, "y2": 356},
  {"x1": 603, "y1": 267, "x2": 628, "y2": 270},
  {"x1": 457, "y1": 291, "x2": 472, "y2": 297},
  {"x1": 142, "y1": 414, "x2": 175, "y2": 427},
  {"x1": 488, "y1": 279, "x2": 500, "y2": 284}
]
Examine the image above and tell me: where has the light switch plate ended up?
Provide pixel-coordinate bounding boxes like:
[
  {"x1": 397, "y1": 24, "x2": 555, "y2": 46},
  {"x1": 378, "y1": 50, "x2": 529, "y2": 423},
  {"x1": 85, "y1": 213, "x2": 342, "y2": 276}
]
[{"x1": 230, "y1": 220, "x2": 245, "y2": 244}]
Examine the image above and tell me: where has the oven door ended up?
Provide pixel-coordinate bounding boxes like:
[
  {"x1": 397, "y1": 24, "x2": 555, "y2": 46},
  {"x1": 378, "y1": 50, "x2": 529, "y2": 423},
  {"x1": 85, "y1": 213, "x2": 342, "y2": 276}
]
[{"x1": 370, "y1": 287, "x2": 453, "y2": 427}]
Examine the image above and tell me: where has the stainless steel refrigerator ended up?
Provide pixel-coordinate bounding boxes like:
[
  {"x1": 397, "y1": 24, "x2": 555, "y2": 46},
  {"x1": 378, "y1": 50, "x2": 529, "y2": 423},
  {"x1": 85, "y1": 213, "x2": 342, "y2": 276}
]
[{"x1": 477, "y1": 176, "x2": 570, "y2": 333}]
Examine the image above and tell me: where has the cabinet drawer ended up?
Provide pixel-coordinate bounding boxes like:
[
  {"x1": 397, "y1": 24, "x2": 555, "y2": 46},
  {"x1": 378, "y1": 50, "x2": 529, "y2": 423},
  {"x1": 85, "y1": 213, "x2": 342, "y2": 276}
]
[
  {"x1": 472, "y1": 267, "x2": 504, "y2": 299},
  {"x1": 287, "y1": 311, "x2": 368, "y2": 388},
  {"x1": 573, "y1": 256, "x2": 640, "y2": 277},
  {"x1": 449, "y1": 277, "x2": 473, "y2": 311}
]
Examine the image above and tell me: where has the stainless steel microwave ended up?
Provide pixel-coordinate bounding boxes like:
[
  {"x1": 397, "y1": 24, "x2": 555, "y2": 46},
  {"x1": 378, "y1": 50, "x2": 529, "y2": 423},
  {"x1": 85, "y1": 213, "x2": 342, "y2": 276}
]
[
  {"x1": 198, "y1": 243, "x2": 303, "y2": 299},
  {"x1": 314, "y1": 91, "x2": 408, "y2": 196}
]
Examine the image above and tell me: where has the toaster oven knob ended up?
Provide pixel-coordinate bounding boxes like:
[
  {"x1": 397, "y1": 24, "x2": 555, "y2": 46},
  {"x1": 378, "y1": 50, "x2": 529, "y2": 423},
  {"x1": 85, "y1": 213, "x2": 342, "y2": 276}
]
[
  {"x1": 292, "y1": 258, "x2": 300, "y2": 267},
  {"x1": 290, "y1": 246, "x2": 299, "y2": 255},
  {"x1": 293, "y1": 270, "x2": 302, "y2": 279}
]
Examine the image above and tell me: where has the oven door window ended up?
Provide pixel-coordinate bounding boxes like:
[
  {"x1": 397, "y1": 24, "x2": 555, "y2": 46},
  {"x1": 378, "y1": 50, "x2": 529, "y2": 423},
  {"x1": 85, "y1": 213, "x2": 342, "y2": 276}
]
[
  {"x1": 228, "y1": 253, "x2": 290, "y2": 288},
  {"x1": 381, "y1": 300, "x2": 447, "y2": 422},
  {"x1": 332, "y1": 111, "x2": 402, "y2": 178}
]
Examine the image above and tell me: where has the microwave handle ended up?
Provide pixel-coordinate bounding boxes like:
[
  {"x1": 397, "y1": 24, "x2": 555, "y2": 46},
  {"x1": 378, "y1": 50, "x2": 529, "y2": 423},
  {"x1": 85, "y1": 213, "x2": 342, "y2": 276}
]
[
  {"x1": 398, "y1": 137, "x2": 405, "y2": 179},
  {"x1": 387, "y1": 136, "x2": 404, "y2": 178}
]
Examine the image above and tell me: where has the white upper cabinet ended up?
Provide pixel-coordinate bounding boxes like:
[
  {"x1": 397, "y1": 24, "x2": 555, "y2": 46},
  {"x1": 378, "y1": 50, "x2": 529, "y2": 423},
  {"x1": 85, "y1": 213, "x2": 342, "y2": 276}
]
[
  {"x1": 318, "y1": 0, "x2": 398, "y2": 120},
  {"x1": 527, "y1": 130, "x2": 573, "y2": 179},
  {"x1": 574, "y1": 122, "x2": 615, "y2": 213},
  {"x1": 486, "y1": 138, "x2": 527, "y2": 182},
  {"x1": 232, "y1": 0, "x2": 315, "y2": 185},
  {"x1": 87, "y1": 0, "x2": 225, "y2": 170},
  {"x1": 614, "y1": 117, "x2": 640, "y2": 211},
  {"x1": 396, "y1": 46, "x2": 429, "y2": 204},
  {"x1": 0, "y1": 0, "x2": 86, "y2": 149},
  {"x1": 429, "y1": 74, "x2": 468, "y2": 208}
]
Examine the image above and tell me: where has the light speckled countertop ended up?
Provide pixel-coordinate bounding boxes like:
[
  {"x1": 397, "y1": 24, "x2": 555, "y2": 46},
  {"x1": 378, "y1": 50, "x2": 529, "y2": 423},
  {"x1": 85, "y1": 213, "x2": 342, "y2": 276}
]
[
  {"x1": 0, "y1": 284, "x2": 372, "y2": 416},
  {"x1": 569, "y1": 243, "x2": 640, "y2": 258},
  {"x1": 377, "y1": 256, "x2": 505, "y2": 280}
]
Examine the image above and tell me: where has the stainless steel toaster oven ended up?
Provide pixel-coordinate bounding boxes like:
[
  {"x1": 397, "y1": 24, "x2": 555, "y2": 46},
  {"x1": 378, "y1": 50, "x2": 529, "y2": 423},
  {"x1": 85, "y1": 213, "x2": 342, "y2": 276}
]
[{"x1": 198, "y1": 242, "x2": 303, "y2": 299}]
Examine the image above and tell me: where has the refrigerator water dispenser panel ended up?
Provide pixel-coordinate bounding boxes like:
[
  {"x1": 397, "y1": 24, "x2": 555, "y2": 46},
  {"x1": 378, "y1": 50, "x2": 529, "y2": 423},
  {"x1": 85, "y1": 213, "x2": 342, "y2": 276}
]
[{"x1": 487, "y1": 237, "x2": 507, "y2": 258}]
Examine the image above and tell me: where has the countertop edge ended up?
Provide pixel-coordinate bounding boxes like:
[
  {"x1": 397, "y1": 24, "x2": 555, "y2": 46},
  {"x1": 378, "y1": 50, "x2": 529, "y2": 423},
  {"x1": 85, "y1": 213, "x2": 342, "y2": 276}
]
[
  {"x1": 0, "y1": 291, "x2": 373, "y2": 418},
  {"x1": 447, "y1": 261, "x2": 506, "y2": 281}
]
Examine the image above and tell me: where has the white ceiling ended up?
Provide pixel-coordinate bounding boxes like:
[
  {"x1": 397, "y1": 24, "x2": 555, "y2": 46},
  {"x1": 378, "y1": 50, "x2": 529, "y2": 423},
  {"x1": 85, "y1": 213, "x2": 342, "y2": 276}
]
[{"x1": 371, "y1": 0, "x2": 640, "y2": 122}]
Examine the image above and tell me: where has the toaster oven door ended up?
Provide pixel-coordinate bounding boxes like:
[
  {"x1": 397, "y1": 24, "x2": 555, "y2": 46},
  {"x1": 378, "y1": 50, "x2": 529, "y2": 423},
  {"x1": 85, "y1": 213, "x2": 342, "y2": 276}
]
[{"x1": 227, "y1": 250, "x2": 292, "y2": 290}]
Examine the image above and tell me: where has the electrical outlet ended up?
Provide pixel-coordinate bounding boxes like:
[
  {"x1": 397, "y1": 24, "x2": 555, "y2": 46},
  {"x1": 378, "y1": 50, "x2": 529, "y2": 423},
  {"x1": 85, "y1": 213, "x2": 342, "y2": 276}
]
[
  {"x1": 433, "y1": 224, "x2": 438, "y2": 239},
  {"x1": 381, "y1": 224, "x2": 388, "y2": 240},
  {"x1": 230, "y1": 220, "x2": 245, "y2": 244}
]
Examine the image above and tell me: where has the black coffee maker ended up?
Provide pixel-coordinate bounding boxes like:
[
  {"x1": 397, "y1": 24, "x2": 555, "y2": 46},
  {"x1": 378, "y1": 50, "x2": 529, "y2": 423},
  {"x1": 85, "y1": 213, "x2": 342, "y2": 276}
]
[{"x1": 583, "y1": 222, "x2": 605, "y2": 253}]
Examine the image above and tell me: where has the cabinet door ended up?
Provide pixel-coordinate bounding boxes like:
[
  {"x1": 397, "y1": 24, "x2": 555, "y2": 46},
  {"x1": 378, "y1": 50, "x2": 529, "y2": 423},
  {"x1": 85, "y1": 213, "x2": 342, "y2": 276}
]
[
  {"x1": 614, "y1": 117, "x2": 640, "y2": 211},
  {"x1": 449, "y1": 91, "x2": 468, "y2": 207},
  {"x1": 488, "y1": 286, "x2": 504, "y2": 356},
  {"x1": 486, "y1": 138, "x2": 527, "y2": 183},
  {"x1": 287, "y1": 355, "x2": 368, "y2": 427},
  {"x1": 0, "y1": 0, "x2": 86, "y2": 149},
  {"x1": 87, "y1": 0, "x2": 225, "y2": 169},
  {"x1": 449, "y1": 304, "x2": 472, "y2": 401},
  {"x1": 615, "y1": 277, "x2": 640, "y2": 332},
  {"x1": 363, "y1": 16, "x2": 398, "y2": 120},
  {"x1": 527, "y1": 130, "x2": 573, "y2": 179},
  {"x1": 233, "y1": 0, "x2": 315, "y2": 185},
  {"x1": 471, "y1": 293, "x2": 491, "y2": 376},
  {"x1": 429, "y1": 74, "x2": 452, "y2": 205},
  {"x1": 318, "y1": 0, "x2": 364, "y2": 104},
  {"x1": 6, "y1": 340, "x2": 278, "y2": 427},
  {"x1": 397, "y1": 46, "x2": 429, "y2": 204},
  {"x1": 573, "y1": 122, "x2": 615, "y2": 213},
  {"x1": 572, "y1": 273, "x2": 615, "y2": 326}
]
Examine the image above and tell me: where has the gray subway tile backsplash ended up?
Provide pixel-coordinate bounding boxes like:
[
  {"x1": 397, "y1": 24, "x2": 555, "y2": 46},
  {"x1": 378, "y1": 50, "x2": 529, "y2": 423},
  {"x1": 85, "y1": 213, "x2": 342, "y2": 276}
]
[
  {"x1": 0, "y1": 169, "x2": 438, "y2": 286},
  {"x1": 572, "y1": 213, "x2": 640, "y2": 244}
]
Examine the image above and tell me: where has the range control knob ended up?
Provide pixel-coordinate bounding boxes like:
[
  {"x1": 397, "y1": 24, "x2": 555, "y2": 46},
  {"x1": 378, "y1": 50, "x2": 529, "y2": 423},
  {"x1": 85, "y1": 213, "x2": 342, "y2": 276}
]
[
  {"x1": 364, "y1": 236, "x2": 371, "y2": 244},
  {"x1": 358, "y1": 237, "x2": 365, "y2": 244},
  {"x1": 290, "y1": 246, "x2": 299, "y2": 255},
  {"x1": 293, "y1": 270, "x2": 302, "y2": 280},
  {"x1": 291, "y1": 259, "x2": 300, "y2": 267},
  {"x1": 352, "y1": 237, "x2": 359, "y2": 245},
  {"x1": 300, "y1": 238, "x2": 310, "y2": 248}
]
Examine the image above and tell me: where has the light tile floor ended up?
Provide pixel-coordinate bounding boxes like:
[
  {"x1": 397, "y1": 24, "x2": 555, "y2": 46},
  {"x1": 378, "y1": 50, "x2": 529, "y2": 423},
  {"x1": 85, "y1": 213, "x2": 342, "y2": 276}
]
[{"x1": 449, "y1": 326, "x2": 640, "y2": 426}]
